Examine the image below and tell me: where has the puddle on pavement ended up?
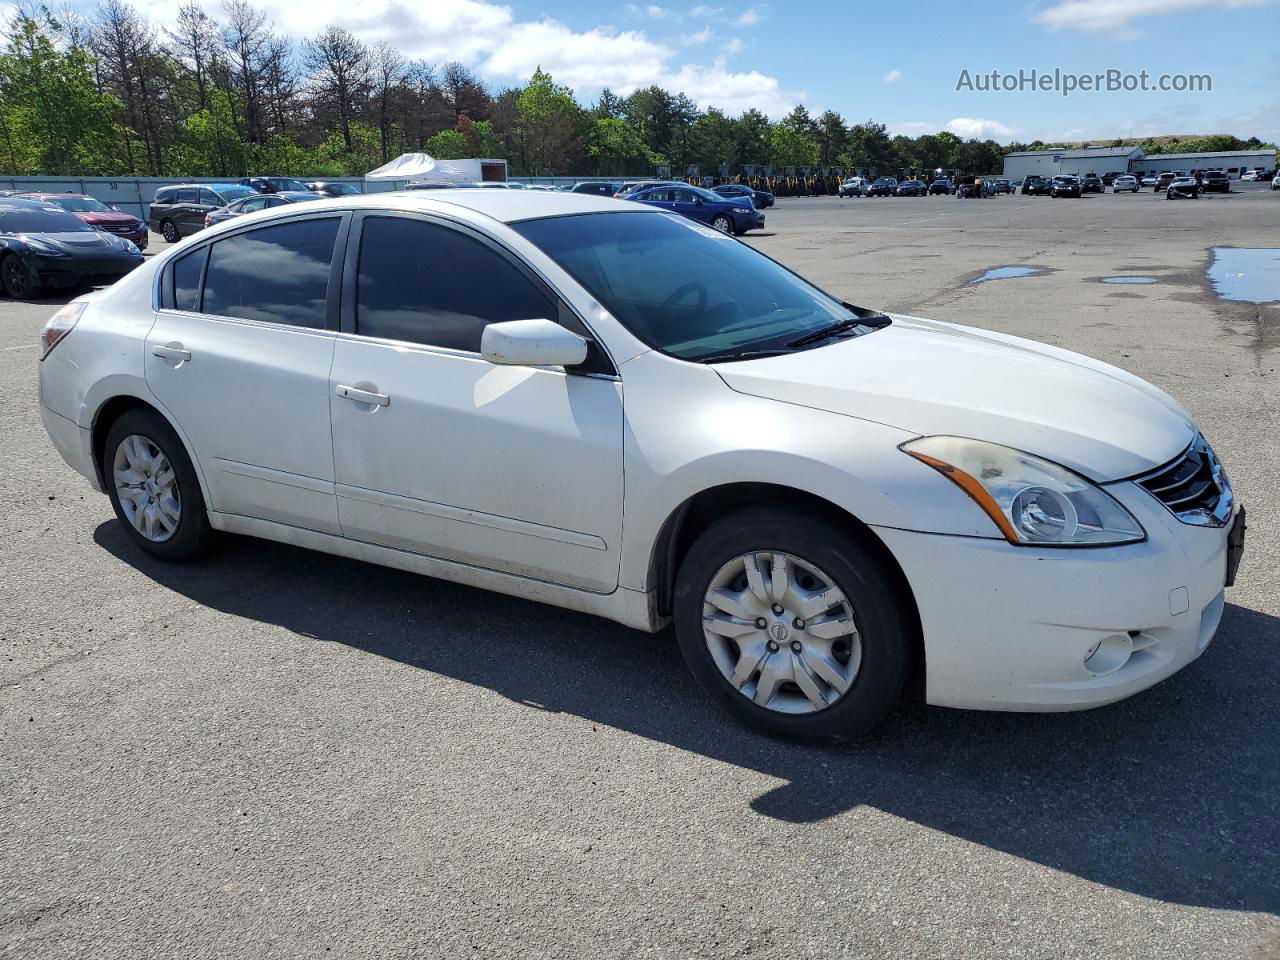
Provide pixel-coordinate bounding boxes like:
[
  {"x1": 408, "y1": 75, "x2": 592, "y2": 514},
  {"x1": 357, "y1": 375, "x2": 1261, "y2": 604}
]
[
  {"x1": 1207, "y1": 248, "x2": 1280, "y2": 303},
  {"x1": 969, "y1": 266, "x2": 1044, "y2": 284},
  {"x1": 1102, "y1": 276, "x2": 1159, "y2": 285}
]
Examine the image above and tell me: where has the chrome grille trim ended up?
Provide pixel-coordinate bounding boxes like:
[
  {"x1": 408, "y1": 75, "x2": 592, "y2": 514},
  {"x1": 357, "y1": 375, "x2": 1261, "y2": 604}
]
[{"x1": 1133, "y1": 434, "x2": 1233, "y2": 527}]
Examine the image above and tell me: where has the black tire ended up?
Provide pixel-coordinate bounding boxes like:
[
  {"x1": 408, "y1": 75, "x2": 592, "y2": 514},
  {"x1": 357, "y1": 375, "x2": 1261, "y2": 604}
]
[
  {"x1": 2, "y1": 254, "x2": 42, "y2": 299},
  {"x1": 103, "y1": 407, "x2": 214, "y2": 561},
  {"x1": 160, "y1": 219, "x2": 179, "y2": 243},
  {"x1": 673, "y1": 506, "x2": 912, "y2": 743}
]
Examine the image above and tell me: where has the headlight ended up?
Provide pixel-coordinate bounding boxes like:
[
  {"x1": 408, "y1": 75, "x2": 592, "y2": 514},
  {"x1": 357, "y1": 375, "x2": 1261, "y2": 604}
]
[
  {"x1": 23, "y1": 235, "x2": 70, "y2": 257},
  {"x1": 732, "y1": 207, "x2": 752, "y2": 214},
  {"x1": 901, "y1": 436, "x2": 1145, "y2": 546}
]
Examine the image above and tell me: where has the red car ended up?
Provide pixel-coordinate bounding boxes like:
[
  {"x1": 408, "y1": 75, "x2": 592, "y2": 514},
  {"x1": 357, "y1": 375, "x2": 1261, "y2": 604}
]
[{"x1": 15, "y1": 193, "x2": 148, "y2": 250}]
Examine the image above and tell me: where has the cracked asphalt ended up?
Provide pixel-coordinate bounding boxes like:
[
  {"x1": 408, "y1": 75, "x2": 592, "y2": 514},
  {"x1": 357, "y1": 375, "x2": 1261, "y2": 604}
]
[{"x1": 2, "y1": 185, "x2": 1278, "y2": 959}]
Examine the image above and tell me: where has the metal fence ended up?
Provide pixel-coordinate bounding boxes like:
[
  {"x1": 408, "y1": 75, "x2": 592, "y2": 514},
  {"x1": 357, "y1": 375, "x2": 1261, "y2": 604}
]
[{"x1": 0, "y1": 176, "x2": 398, "y2": 221}]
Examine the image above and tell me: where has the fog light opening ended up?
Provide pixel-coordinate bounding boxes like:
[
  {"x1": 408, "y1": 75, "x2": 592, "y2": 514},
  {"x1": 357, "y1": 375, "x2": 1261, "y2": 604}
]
[{"x1": 1083, "y1": 634, "x2": 1133, "y2": 676}]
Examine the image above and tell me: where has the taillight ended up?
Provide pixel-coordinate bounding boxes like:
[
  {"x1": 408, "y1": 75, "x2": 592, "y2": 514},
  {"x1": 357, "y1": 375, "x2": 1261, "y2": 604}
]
[{"x1": 40, "y1": 301, "x2": 87, "y2": 359}]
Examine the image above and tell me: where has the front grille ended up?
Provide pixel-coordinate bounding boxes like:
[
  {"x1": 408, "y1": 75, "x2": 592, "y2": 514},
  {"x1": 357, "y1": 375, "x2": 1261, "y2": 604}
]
[
  {"x1": 1134, "y1": 434, "x2": 1231, "y2": 526},
  {"x1": 101, "y1": 224, "x2": 137, "y2": 234}
]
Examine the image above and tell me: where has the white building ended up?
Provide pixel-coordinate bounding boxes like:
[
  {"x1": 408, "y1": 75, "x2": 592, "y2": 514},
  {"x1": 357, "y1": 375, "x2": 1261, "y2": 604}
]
[{"x1": 1002, "y1": 145, "x2": 1275, "y2": 182}]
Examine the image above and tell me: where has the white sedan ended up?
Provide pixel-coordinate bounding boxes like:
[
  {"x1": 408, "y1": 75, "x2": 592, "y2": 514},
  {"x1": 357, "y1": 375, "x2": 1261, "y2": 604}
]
[{"x1": 38, "y1": 191, "x2": 1245, "y2": 740}]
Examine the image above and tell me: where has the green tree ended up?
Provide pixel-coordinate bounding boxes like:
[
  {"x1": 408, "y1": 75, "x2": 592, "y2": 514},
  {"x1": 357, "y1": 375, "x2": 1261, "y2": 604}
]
[
  {"x1": 688, "y1": 107, "x2": 738, "y2": 170},
  {"x1": 0, "y1": 12, "x2": 120, "y2": 175},
  {"x1": 426, "y1": 128, "x2": 468, "y2": 159},
  {"x1": 587, "y1": 116, "x2": 654, "y2": 175},
  {"x1": 768, "y1": 123, "x2": 819, "y2": 167},
  {"x1": 516, "y1": 67, "x2": 585, "y2": 175}
]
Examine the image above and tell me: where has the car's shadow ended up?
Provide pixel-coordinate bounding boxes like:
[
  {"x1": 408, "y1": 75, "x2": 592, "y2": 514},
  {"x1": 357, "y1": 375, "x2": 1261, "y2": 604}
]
[{"x1": 94, "y1": 520, "x2": 1279, "y2": 914}]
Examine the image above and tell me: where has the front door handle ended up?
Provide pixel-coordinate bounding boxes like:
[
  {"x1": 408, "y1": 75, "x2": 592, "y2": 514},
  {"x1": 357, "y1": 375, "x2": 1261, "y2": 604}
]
[
  {"x1": 152, "y1": 343, "x2": 191, "y2": 362},
  {"x1": 336, "y1": 384, "x2": 390, "y2": 407}
]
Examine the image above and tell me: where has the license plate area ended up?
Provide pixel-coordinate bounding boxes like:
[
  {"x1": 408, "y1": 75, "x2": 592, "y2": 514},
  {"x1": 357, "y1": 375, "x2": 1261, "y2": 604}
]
[{"x1": 1225, "y1": 506, "x2": 1246, "y2": 587}]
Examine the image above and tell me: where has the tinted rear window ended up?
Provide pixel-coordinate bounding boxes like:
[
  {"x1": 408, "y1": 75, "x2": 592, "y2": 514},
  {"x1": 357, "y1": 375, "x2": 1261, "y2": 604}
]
[
  {"x1": 202, "y1": 217, "x2": 340, "y2": 328},
  {"x1": 172, "y1": 246, "x2": 207, "y2": 311}
]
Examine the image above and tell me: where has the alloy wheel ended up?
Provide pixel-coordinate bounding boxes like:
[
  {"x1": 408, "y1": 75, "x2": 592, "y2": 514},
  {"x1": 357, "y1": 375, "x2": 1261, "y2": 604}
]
[
  {"x1": 2, "y1": 258, "x2": 31, "y2": 298},
  {"x1": 701, "y1": 550, "x2": 861, "y2": 714},
  {"x1": 113, "y1": 434, "x2": 181, "y2": 542},
  {"x1": 161, "y1": 220, "x2": 178, "y2": 243},
  {"x1": 711, "y1": 216, "x2": 733, "y2": 234}
]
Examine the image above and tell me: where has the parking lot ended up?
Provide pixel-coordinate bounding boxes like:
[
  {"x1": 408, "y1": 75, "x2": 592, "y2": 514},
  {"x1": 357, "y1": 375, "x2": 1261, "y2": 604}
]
[{"x1": 2, "y1": 185, "x2": 1278, "y2": 958}]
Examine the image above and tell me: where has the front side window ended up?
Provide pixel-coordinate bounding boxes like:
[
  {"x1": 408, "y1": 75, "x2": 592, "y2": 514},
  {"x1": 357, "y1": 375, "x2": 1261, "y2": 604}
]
[
  {"x1": 202, "y1": 217, "x2": 340, "y2": 328},
  {"x1": 355, "y1": 216, "x2": 557, "y2": 352},
  {"x1": 514, "y1": 212, "x2": 863, "y2": 363}
]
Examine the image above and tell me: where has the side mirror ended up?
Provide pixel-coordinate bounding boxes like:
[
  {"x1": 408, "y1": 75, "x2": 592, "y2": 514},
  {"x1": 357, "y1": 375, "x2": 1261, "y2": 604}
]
[
  {"x1": 481, "y1": 319, "x2": 588, "y2": 368},
  {"x1": 693, "y1": 196, "x2": 704, "y2": 206},
  {"x1": 109, "y1": 204, "x2": 120, "y2": 211}
]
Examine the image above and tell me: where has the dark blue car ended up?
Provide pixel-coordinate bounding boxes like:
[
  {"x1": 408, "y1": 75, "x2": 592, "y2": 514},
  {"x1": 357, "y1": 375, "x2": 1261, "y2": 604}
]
[
  {"x1": 711, "y1": 182, "x2": 775, "y2": 208},
  {"x1": 626, "y1": 184, "x2": 765, "y2": 234}
]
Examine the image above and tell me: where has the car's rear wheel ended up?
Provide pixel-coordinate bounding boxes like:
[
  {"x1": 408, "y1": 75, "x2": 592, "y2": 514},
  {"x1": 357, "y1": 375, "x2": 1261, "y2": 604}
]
[
  {"x1": 1, "y1": 255, "x2": 41, "y2": 299},
  {"x1": 160, "y1": 219, "x2": 179, "y2": 243},
  {"x1": 673, "y1": 506, "x2": 911, "y2": 742},
  {"x1": 104, "y1": 408, "x2": 214, "y2": 561},
  {"x1": 710, "y1": 215, "x2": 733, "y2": 234}
]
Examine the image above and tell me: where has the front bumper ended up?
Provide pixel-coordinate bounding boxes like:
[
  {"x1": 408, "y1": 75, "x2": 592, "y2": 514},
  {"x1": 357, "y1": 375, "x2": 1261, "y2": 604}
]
[
  {"x1": 29, "y1": 252, "x2": 142, "y2": 289},
  {"x1": 875, "y1": 481, "x2": 1239, "y2": 712}
]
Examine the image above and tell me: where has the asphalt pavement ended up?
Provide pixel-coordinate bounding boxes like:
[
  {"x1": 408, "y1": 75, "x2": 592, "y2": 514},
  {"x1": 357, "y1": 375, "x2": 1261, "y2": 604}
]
[{"x1": 2, "y1": 185, "x2": 1278, "y2": 959}]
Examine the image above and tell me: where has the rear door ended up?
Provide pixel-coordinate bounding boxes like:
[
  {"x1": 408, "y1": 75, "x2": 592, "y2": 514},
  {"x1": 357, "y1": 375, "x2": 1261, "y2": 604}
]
[
  {"x1": 328, "y1": 212, "x2": 624, "y2": 593},
  {"x1": 145, "y1": 212, "x2": 349, "y2": 534}
]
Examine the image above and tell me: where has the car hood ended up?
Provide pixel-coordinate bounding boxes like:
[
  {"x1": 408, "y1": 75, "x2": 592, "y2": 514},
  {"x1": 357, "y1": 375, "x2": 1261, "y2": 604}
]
[
  {"x1": 713, "y1": 314, "x2": 1194, "y2": 481},
  {"x1": 77, "y1": 211, "x2": 139, "y2": 226},
  {"x1": 21, "y1": 231, "x2": 117, "y2": 251}
]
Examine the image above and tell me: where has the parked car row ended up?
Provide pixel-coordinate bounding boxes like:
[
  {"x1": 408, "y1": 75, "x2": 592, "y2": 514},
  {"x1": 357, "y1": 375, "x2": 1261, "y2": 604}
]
[{"x1": 0, "y1": 197, "x2": 144, "y2": 297}]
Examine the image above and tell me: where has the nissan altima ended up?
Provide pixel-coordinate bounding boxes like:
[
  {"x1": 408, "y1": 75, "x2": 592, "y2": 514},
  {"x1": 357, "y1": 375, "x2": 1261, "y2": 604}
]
[{"x1": 37, "y1": 192, "x2": 1245, "y2": 741}]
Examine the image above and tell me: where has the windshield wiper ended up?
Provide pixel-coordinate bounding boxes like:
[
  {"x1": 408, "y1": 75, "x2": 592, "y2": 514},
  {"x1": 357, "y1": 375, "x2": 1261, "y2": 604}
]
[
  {"x1": 786, "y1": 308, "x2": 891, "y2": 349},
  {"x1": 696, "y1": 348, "x2": 794, "y2": 364}
]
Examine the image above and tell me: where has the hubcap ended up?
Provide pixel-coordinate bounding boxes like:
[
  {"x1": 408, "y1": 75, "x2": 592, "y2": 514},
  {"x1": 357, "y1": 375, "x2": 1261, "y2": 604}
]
[
  {"x1": 701, "y1": 551, "x2": 861, "y2": 714},
  {"x1": 113, "y1": 434, "x2": 181, "y2": 542},
  {"x1": 713, "y1": 217, "x2": 732, "y2": 233}
]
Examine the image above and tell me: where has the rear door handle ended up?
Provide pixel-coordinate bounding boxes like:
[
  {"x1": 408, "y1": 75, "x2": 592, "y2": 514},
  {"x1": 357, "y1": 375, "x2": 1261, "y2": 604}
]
[
  {"x1": 336, "y1": 384, "x2": 390, "y2": 407},
  {"x1": 152, "y1": 343, "x2": 191, "y2": 362}
]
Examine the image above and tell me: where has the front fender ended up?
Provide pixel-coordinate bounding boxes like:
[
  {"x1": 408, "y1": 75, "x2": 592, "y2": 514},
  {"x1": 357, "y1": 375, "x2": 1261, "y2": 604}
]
[{"x1": 616, "y1": 352, "x2": 1001, "y2": 592}]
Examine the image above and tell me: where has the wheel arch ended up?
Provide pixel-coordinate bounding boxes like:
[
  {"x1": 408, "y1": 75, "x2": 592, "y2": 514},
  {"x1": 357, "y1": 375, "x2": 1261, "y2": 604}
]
[
  {"x1": 646, "y1": 481, "x2": 925, "y2": 694},
  {"x1": 90, "y1": 394, "x2": 212, "y2": 507}
]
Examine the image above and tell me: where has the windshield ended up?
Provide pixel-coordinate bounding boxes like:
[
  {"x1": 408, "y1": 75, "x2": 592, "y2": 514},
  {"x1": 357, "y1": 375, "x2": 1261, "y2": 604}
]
[
  {"x1": 44, "y1": 195, "x2": 112, "y2": 213},
  {"x1": 268, "y1": 178, "x2": 309, "y2": 191},
  {"x1": 324, "y1": 183, "x2": 360, "y2": 195},
  {"x1": 0, "y1": 205, "x2": 96, "y2": 233},
  {"x1": 515, "y1": 212, "x2": 864, "y2": 362}
]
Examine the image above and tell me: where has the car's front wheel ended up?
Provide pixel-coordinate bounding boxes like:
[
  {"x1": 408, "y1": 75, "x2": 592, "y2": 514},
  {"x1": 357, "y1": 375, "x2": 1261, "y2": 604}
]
[
  {"x1": 710, "y1": 214, "x2": 733, "y2": 233},
  {"x1": 1, "y1": 255, "x2": 41, "y2": 299},
  {"x1": 104, "y1": 408, "x2": 214, "y2": 561},
  {"x1": 673, "y1": 507, "x2": 912, "y2": 742}
]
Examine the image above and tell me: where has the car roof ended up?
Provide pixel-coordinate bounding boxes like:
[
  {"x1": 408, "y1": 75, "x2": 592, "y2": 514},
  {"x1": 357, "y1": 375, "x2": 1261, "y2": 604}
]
[{"x1": 197, "y1": 190, "x2": 663, "y2": 234}]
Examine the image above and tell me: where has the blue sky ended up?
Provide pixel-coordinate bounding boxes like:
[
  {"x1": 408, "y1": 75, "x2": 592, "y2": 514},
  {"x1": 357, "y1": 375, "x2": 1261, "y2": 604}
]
[{"x1": 125, "y1": 0, "x2": 1280, "y2": 142}]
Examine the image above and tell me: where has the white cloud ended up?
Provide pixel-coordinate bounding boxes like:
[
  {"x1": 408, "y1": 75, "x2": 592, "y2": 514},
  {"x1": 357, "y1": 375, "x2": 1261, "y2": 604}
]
[
  {"x1": 1033, "y1": 0, "x2": 1266, "y2": 32},
  {"x1": 735, "y1": 6, "x2": 765, "y2": 25},
  {"x1": 131, "y1": 0, "x2": 801, "y2": 116},
  {"x1": 683, "y1": 26, "x2": 714, "y2": 44},
  {"x1": 890, "y1": 117, "x2": 1019, "y2": 140},
  {"x1": 645, "y1": 4, "x2": 672, "y2": 17},
  {"x1": 890, "y1": 121, "x2": 938, "y2": 136},
  {"x1": 689, "y1": 4, "x2": 724, "y2": 14},
  {"x1": 944, "y1": 116, "x2": 1019, "y2": 139},
  {"x1": 882, "y1": 68, "x2": 902, "y2": 84}
]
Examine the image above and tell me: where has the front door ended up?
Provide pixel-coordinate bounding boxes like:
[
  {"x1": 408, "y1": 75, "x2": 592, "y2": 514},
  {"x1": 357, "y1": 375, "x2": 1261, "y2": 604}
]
[
  {"x1": 328, "y1": 213, "x2": 624, "y2": 593},
  {"x1": 145, "y1": 213, "x2": 348, "y2": 534}
]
